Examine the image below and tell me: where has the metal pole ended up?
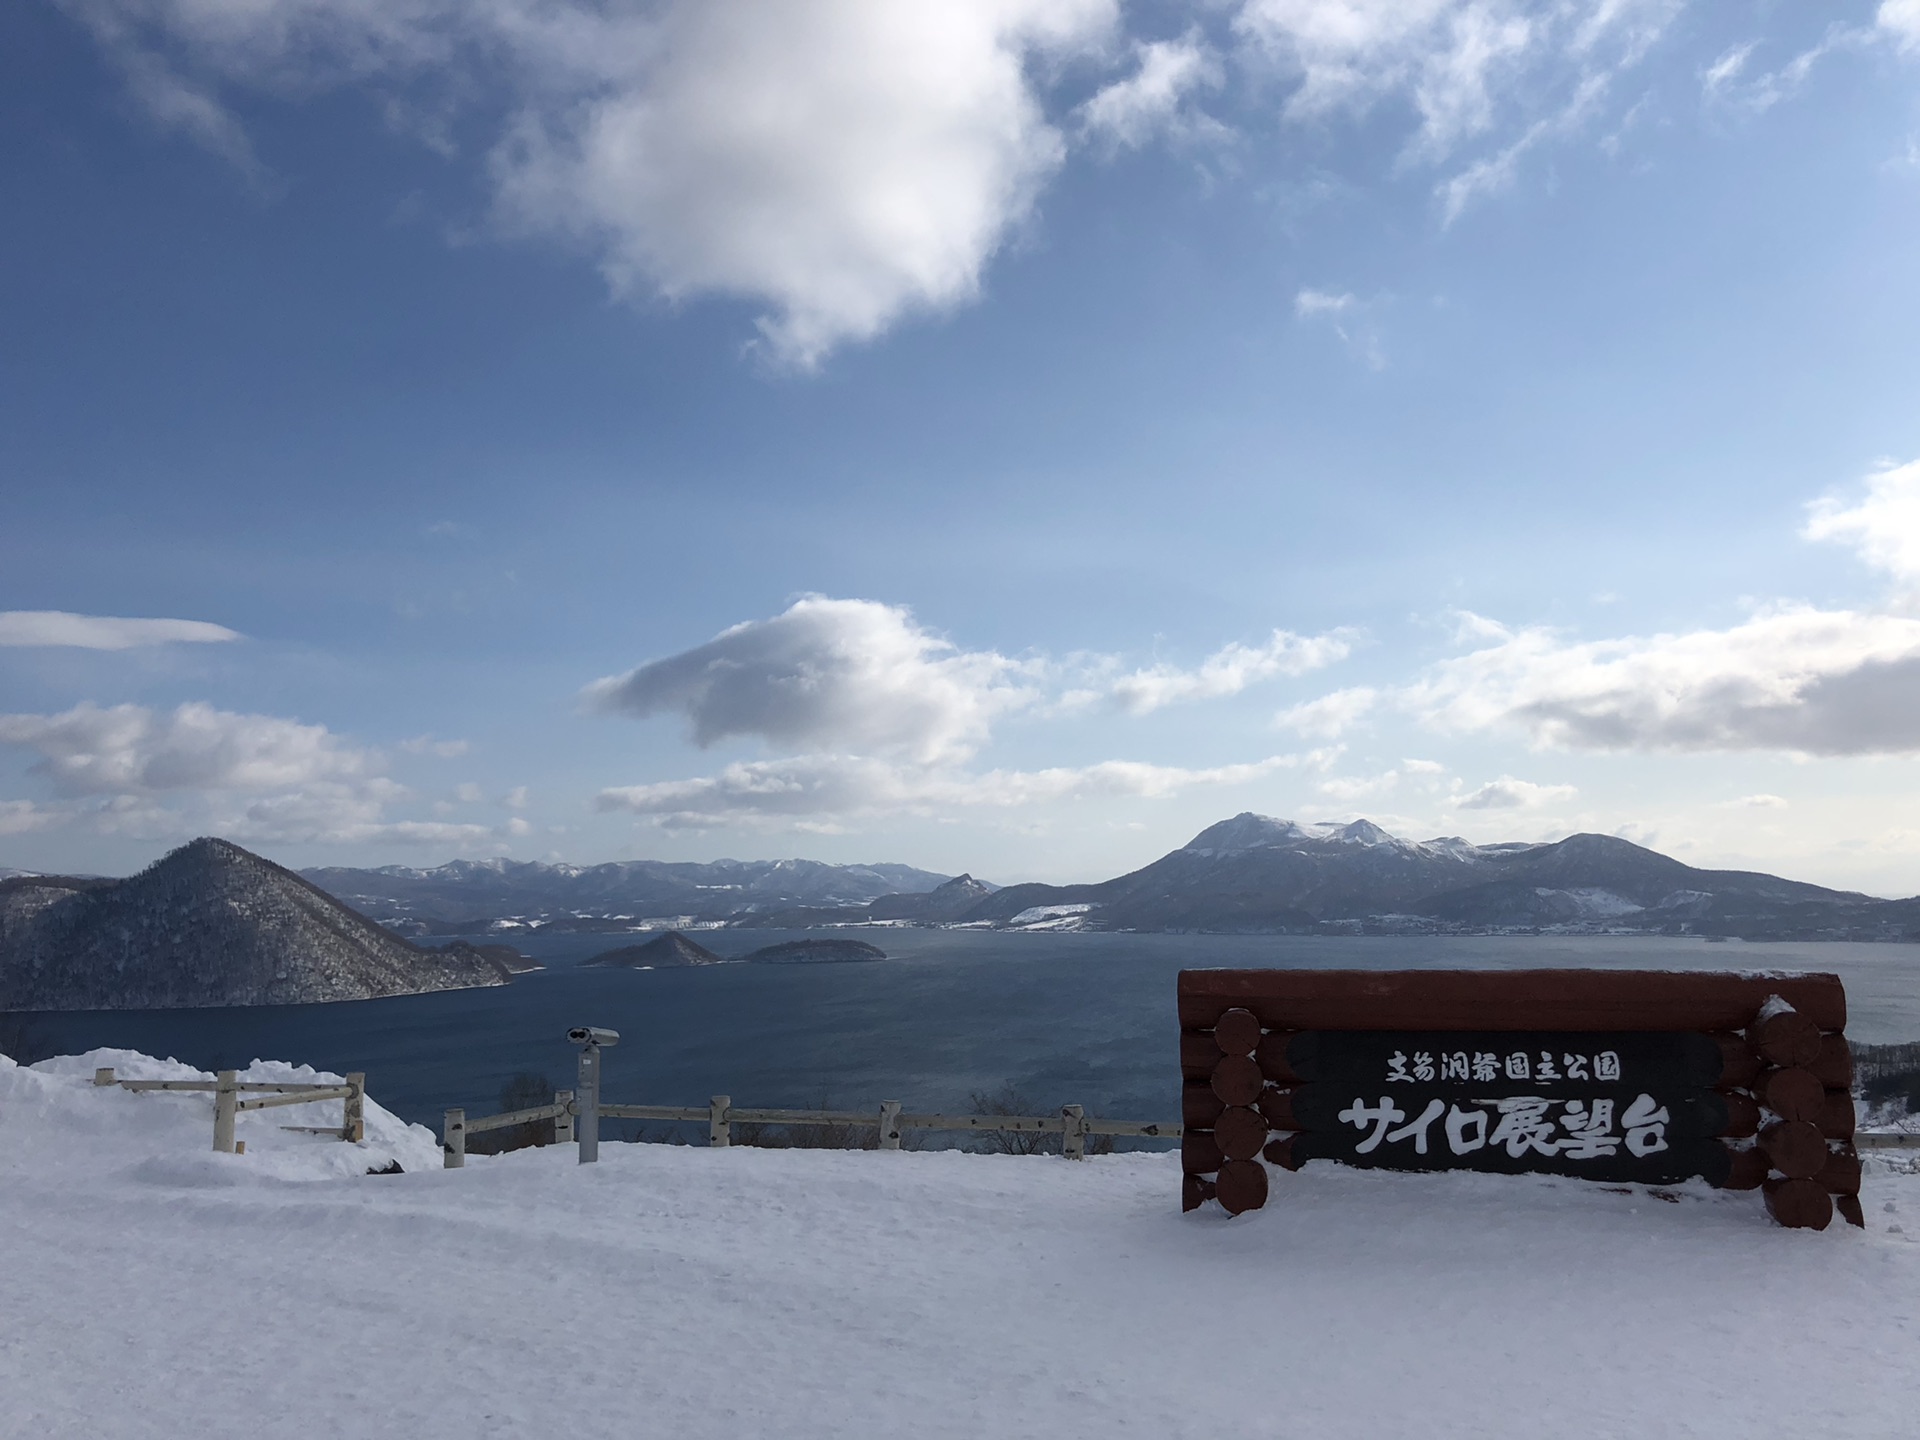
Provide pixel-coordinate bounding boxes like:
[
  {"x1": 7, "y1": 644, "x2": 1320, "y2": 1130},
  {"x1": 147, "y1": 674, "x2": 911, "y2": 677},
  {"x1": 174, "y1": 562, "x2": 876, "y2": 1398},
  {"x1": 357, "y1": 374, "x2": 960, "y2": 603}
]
[
  {"x1": 443, "y1": 1109, "x2": 466, "y2": 1168},
  {"x1": 577, "y1": 1044, "x2": 601, "y2": 1164},
  {"x1": 878, "y1": 1100, "x2": 902, "y2": 1151},
  {"x1": 709, "y1": 1095, "x2": 731, "y2": 1149},
  {"x1": 554, "y1": 1089, "x2": 575, "y2": 1146}
]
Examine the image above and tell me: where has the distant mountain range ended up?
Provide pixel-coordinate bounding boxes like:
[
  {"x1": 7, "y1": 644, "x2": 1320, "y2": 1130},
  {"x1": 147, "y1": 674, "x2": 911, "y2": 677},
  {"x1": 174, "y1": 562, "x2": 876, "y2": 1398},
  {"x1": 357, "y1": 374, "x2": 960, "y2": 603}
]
[
  {"x1": 7, "y1": 816, "x2": 1918, "y2": 1016},
  {"x1": 1, "y1": 838, "x2": 512, "y2": 1011},
  {"x1": 947, "y1": 814, "x2": 1919, "y2": 939},
  {"x1": 293, "y1": 813, "x2": 1920, "y2": 940},
  {"x1": 299, "y1": 855, "x2": 958, "y2": 935}
]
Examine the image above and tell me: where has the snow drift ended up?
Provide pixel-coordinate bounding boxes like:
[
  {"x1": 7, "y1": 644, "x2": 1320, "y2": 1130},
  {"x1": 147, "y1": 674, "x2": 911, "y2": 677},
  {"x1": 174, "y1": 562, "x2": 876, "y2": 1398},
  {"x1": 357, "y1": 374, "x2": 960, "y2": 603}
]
[{"x1": 3, "y1": 1048, "x2": 1919, "y2": 1439}]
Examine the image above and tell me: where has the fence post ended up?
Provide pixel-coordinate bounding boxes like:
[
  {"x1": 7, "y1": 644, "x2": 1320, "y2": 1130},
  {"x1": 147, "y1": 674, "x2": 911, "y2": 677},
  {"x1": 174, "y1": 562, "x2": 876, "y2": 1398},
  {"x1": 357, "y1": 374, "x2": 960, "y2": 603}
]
[
  {"x1": 554, "y1": 1089, "x2": 575, "y2": 1146},
  {"x1": 343, "y1": 1072, "x2": 366, "y2": 1143},
  {"x1": 709, "y1": 1095, "x2": 731, "y2": 1149},
  {"x1": 878, "y1": 1099, "x2": 902, "y2": 1151},
  {"x1": 93, "y1": 1067, "x2": 116, "y2": 1087},
  {"x1": 443, "y1": 1109, "x2": 466, "y2": 1168},
  {"x1": 213, "y1": 1071, "x2": 239, "y2": 1153},
  {"x1": 1062, "y1": 1104, "x2": 1086, "y2": 1160}
]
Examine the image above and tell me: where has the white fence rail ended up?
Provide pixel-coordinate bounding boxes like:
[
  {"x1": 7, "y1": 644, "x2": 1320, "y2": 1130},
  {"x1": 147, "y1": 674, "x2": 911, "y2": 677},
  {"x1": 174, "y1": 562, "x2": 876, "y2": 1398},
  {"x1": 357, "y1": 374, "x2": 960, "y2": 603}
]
[
  {"x1": 442, "y1": 1092, "x2": 1181, "y2": 1168},
  {"x1": 92, "y1": 1066, "x2": 366, "y2": 1153}
]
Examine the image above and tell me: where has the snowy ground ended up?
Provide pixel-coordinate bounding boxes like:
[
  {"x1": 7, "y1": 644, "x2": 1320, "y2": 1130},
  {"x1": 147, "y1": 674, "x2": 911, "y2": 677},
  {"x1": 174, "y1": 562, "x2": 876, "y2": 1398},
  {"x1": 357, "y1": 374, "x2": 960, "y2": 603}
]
[{"x1": 5, "y1": 1049, "x2": 1920, "y2": 1440}]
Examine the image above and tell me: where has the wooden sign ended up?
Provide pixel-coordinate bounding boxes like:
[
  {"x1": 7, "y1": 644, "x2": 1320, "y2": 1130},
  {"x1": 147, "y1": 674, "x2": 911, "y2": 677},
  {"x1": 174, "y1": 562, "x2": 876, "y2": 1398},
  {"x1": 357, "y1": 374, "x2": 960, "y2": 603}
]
[{"x1": 1178, "y1": 969, "x2": 1861, "y2": 1231}]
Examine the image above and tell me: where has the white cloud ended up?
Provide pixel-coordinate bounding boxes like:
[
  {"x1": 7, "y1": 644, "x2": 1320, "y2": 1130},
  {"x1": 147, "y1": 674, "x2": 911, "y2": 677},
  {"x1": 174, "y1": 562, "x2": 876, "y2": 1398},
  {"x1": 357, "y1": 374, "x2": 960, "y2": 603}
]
[
  {"x1": 503, "y1": 785, "x2": 530, "y2": 809},
  {"x1": 1435, "y1": 72, "x2": 1607, "y2": 224},
  {"x1": 0, "y1": 701, "x2": 508, "y2": 847},
  {"x1": 1699, "y1": 27, "x2": 1865, "y2": 116},
  {"x1": 1885, "y1": 0, "x2": 1920, "y2": 51},
  {"x1": 1318, "y1": 768, "x2": 1399, "y2": 802},
  {"x1": 454, "y1": 782, "x2": 484, "y2": 804},
  {"x1": 1455, "y1": 775, "x2": 1577, "y2": 809},
  {"x1": 586, "y1": 596, "x2": 1036, "y2": 764},
  {"x1": 0, "y1": 611, "x2": 240, "y2": 649},
  {"x1": 0, "y1": 702, "x2": 370, "y2": 796},
  {"x1": 1110, "y1": 628, "x2": 1356, "y2": 713},
  {"x1": 1735, "y1": 793, "x2": 1788, "y2": 809},
  {"x1": 595, "y1": 751, "x2": 1305, "y2": 827},
  {"x1": 1804, "y1": 458, "x2": 1920, "y2": 589},
  {"x1": 1235, "y1": 0, "x2": 1670, "y2": 153},
  {"x1": 0, "y1": 800, "x2": 61, "y2": 837},
  {"x1": 66, "y1": 0, "x2": 1119, "y2": 367},
  {"x1": 1406, "y1": 605, "x2": 1920, "y2": 756},
  {"x1": 1276, "y1": 685, "x2": 1378, "y2": 738},
  {"x1": 1402, "y1": 757, "x2": 1447, "y2": 774},
  {"x1": 1237, "y1": 0, "x2": 1678, "y2": 222},
  {"x1": 1295, "y1": 288, "x2": 1355, "y2": 316},
  {"x1": 1078, "y1": 33, "x2": 1224, "y2": 151}
]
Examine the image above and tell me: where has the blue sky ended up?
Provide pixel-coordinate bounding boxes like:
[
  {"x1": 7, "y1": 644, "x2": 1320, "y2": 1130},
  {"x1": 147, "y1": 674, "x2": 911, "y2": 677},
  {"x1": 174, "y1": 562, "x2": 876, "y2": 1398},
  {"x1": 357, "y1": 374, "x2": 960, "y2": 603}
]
[{"x1": 5, "y1": 0, "x2": 1920, "y2": 891}]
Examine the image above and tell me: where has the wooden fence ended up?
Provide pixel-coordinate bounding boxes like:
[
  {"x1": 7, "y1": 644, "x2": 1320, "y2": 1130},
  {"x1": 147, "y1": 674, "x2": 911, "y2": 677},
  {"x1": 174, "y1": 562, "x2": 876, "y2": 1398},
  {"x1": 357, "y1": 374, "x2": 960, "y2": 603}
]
[
  {"x1": 442, "y1": 1093, "x2": 1180, "y2": 1168},
  {"x1": 92, "y1": 1066, "x2": 365, "y2": 1153}
]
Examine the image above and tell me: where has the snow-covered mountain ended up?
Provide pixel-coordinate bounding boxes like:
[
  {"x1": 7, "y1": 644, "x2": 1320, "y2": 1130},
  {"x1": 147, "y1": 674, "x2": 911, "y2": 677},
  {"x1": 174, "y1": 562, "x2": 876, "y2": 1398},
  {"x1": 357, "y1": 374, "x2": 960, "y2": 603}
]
[
  {"x1": 951, "y1": 812, "x2": 1899, "y2": 937},
  {"x1": 1, "y1": 839, "x2": 508, "y2": 1010},
  {"x1": 301, "y1": 854, "x2": 954, "y2": 932}
]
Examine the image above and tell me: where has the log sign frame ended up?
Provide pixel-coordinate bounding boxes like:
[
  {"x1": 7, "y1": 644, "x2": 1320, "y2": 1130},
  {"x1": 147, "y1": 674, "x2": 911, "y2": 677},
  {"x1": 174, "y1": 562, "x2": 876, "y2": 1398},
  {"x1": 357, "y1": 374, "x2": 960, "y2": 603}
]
[{"x1": 1178, "y1": 969, "x2": 1861, "y2": 1231}]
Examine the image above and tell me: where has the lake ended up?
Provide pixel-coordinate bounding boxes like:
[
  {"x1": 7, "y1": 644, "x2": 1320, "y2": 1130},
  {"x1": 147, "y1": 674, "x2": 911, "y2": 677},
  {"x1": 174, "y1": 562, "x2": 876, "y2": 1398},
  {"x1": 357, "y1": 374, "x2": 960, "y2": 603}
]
[{"x1": 16, "y1": 931, "x2": 1920, "y2": 1134}]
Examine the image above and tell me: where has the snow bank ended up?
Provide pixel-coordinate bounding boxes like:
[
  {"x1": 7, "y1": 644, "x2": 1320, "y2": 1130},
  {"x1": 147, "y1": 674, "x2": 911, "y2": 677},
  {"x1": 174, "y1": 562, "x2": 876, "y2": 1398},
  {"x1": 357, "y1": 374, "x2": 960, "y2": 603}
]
[
  {"x1": 3, "y1": 1047, "x2": 442, "y2": 1183},
  {"x1": 3, "y1": 1048, "x2": 1919, "y2": 1439}
]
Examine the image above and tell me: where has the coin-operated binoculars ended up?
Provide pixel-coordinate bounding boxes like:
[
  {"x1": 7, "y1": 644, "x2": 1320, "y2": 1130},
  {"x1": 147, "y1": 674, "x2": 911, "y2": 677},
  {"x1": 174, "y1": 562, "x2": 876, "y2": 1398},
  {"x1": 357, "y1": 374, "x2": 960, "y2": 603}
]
[{"x1": 566, "y1": 1026, "x2": 619, "y2": 1164}]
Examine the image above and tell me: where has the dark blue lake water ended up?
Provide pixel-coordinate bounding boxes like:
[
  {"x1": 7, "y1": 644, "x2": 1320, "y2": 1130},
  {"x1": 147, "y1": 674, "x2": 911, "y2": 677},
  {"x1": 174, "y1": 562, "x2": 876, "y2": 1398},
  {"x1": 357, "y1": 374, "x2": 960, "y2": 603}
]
[{"x1": 18, "y1": 932, "x2": 1920, "y2": 1132}]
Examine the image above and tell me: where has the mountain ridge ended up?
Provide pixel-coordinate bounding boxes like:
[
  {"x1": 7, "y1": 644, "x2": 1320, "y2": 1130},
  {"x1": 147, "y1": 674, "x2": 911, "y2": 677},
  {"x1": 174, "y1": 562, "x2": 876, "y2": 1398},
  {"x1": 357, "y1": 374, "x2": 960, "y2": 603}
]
[{"x1": 2, "y1": 838, "x2": 510, "y2": 1011}]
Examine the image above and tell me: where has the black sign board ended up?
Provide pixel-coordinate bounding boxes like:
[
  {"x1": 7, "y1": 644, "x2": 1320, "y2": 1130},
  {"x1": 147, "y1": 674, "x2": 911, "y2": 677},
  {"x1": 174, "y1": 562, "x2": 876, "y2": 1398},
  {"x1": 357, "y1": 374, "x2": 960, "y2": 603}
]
[{"x1": 1277, "y1": 1030, "x2": 1733, "y2": 1186}]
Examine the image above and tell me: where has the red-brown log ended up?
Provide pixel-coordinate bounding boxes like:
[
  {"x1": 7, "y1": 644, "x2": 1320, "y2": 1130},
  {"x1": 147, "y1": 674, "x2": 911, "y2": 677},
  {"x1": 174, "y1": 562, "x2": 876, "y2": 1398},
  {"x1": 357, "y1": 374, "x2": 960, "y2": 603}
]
[
  {"x1": 1808, "y1": 1034, "x2": 1854, "y2": 1090},
  {"x1": 1816, "y1": 1145, "x2": 1862, "y2": 1197},
  {"x1": 1180, "y1": 1031, "x2": 1219, "y2": 1081},
  {"x1": 1817, "y1": 1090, "x2": 1856, "y2": 1141},
  {"x1": 1835, "y1": 1194, "x2": 1865, "y2": 1229},
  {"x1": 1749, "y1": 1007, "x2": 1824, "y2": 1069},
  {"x1": 1764, "y1": 1177, "x2": 1834, "y2": 1230},
  {"x1": 1716, "y1": 1089, "x2": 1760, "y2": 1138},
  {"x1": 1215, "y1": 1159, "x2": 1269, "y2": 1215},
  {"x1": 1262, "y1": 1135, "x2": 1303, "y2": 1171},
  {"x1": 1715, "y1": 1143, "x2": 1769, "y2": 1191},
  {"x1": 1182, "y1": 1173, "x2": 1216, "y2": 1212},
  {"x1": 1215, "y1": 1106, "x2": 1269, "y2": 1162},
  {"x1": 1255, "y1": 1030, "x2": 1306, "y2": 1084},
  {"x1": 1755, "y1": 1067, "x2": 1826, "y2": 1123},
  {"x1": 1214, "y1": 1007, "x2": 1262, "y2": 1057},
  {"x1": 1257, "y1": 1086, "x2": 1299, "y2": 1132},
  {"x1": 1176, "y1": 968, "x2": 1845, "y2": 1032},
  {"x1": 1759, "y1": 1119, "x2": 1828, "y2": 1179},
  {"x1": 1211, "y1": 1054, "x2": 1265, "y2": 1108},
  {"x1": 1183, "y1": 1081, "x2": 1225, "y2": 1130},
  {"x1": 1181, "y1": 1131, "x2": 1222, "y2": 1176},
  {"x1": 1708, "y1": 1032, "x2": 1761, "y2": 1089}
]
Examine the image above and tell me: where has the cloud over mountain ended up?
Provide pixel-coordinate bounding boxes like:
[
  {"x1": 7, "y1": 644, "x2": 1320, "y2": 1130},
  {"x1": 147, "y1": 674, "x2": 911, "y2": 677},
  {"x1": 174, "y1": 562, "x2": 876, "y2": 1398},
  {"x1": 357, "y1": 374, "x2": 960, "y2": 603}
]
[
  {"x1": 595, "y1": 751, "x2": 1307, "y2": 827},
  {"x1": 585, "y1": 597, "x2": 1037, "y2": 764}
]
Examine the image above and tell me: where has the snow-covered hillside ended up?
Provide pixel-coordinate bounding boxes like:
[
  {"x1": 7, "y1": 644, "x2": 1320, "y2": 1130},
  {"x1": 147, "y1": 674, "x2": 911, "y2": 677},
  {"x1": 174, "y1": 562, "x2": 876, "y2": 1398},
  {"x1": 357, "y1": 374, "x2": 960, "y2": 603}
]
[{"x1": 4, "y1": 1049, "x2": 1919, "y2": 1439}]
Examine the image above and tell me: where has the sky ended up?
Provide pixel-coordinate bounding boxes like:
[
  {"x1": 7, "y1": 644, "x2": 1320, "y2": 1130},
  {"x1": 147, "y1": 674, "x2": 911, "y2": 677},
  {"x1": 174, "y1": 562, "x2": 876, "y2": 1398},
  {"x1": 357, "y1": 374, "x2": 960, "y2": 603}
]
[{"x1": 4, "y1": 1, "x2": 1920, "y2": 893}]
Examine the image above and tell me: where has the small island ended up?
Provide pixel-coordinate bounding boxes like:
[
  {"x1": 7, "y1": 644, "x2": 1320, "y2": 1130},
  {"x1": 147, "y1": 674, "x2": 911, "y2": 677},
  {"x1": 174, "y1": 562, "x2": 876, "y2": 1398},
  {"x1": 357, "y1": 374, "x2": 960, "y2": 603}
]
[
  {"x1": 740, "y1": 938, "x2": 887, "y2": 965},
  {"x1": 584, "y1": 932, "x2": 726, "y2": 968}
]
